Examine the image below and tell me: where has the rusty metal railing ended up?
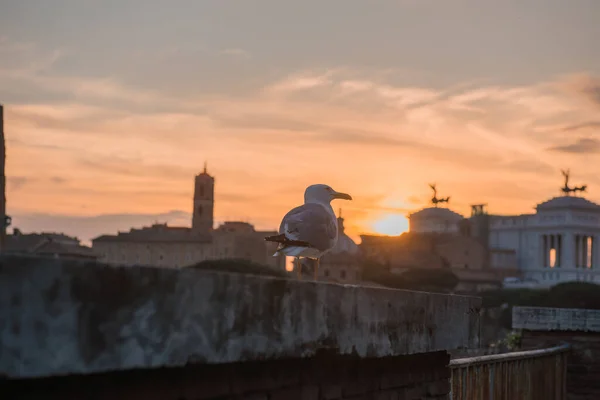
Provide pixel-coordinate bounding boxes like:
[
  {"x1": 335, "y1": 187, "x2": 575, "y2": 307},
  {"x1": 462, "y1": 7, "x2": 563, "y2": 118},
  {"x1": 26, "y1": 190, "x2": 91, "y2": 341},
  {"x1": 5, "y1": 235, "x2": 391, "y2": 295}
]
[{"x1": 449, "y1": 344, "x2": 570, "y2": 400}]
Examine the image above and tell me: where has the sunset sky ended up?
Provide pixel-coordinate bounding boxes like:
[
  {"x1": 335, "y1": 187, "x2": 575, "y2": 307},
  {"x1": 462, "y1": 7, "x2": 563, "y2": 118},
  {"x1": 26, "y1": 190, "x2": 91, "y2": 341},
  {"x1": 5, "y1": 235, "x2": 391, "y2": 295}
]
[{"x1": 1, "y1": 0, "x2": 600, "y2": 243}]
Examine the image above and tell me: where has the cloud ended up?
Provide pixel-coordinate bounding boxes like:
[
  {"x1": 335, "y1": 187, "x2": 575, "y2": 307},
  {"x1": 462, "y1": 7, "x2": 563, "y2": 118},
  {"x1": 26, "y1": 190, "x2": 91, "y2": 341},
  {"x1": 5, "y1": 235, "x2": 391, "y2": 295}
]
[
  {"x1": 76, "y1": 155, "x2": 195, "y2": 179},
  {"x1": 339, "y1": 80, "x2": 374, "y2": 93},
  {"x1": 0, "y1": 38, "x2": 200, "y2": 112},
  {"x1": 7, "y1": 136, "x2": 70, "y2": 152},
  {"x1": 7, "y1": 104, "x2": 124, "y2": 134},
  {"x1": 213, "y1": 113, "x2": 321, "y2": 132},
  {"x1": 3, "y1": 44, "x2": 600, "y2": 238},
  {"x1": 7, "y1": 175, "x2": 67, "y2": 191},
  {"x1": 264, "y1": 71, "x2": 335, "y2": 93},
  {"x1": 549, "y1": 138, "x2": 600, "y2": 154},
  {"x1": 7, "y1": 176, "x2": 31, "y2": 190},
  {"x1": 373, "y1": 86, "x2": 439, "y2": 108},
  {"x1": 575, "y1": 76, "x2": 600, "y2": 108},
  {"x1": 0, "y1": 38, "x2": 64, "y2": 76},
  {"x1": 562, "y1": 121, "x2": 600, "y2": 132},
  {"x1": 220, "y1": 48, "x2": 250, "y2": 58},
  {"x1": 558, "y1": 74, "x2": 600, "y2": 111}
]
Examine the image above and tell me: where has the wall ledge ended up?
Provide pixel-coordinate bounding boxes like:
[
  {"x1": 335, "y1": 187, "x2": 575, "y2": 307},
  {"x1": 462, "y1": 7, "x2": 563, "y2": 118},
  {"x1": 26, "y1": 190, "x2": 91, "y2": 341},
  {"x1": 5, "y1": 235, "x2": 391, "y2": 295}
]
[{"x1": 0, "y1": 255, "x2": 480, "y2": 378}]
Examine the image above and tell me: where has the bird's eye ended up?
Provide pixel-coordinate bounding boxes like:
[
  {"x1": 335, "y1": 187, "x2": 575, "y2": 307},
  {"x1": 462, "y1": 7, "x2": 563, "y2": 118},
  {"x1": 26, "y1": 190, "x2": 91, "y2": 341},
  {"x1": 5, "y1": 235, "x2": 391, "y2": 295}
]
[{"x1": 327, "y1": 187, "x2": 333, "y2": 192}]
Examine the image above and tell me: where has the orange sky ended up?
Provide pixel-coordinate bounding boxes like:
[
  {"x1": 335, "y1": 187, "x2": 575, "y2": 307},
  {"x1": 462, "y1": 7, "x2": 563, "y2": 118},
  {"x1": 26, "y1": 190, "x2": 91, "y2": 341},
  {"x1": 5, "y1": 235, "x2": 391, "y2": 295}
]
[
  {"x1": 1, "y1": 1, "x2": 600, "y2": 243},
  {"x1": 5, "y1": 71, "x2": 600, "y2": 242}
]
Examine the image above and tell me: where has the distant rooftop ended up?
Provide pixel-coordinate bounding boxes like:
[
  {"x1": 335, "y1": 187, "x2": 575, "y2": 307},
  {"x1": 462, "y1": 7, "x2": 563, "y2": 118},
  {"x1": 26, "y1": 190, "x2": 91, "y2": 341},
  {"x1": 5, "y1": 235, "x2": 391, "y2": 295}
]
[
  {"x1": 408, "y1": 207, "x2": 465, "y2": 220},
  {"x1": 92, "y1": 220, "x2": 273, "y2": 243},
  {"x1": 92, "y1": 223, "x2": 212, "y2": 243},
  {"x1": 5, "y1": 231, "x2": 97, "y2": 259},
  {"x1": 536, "y1": 196, "x2": 600, "y2": 212},
  {"x1": 11, "y1": 229, "x2": 80, "y2": 244},
  {"x1": 215, "y1": 221, "x2": 256, "y2": 234}
]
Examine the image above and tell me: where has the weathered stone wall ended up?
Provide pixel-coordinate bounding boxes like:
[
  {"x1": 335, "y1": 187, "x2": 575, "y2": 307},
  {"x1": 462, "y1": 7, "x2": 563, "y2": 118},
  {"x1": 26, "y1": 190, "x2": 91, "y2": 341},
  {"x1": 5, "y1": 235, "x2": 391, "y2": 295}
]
[
  {"x1": 514, "y1": 306, "x2": 600, "y2": 400},
  {"x1": 0, "y1": 255, "x2": 481, "y2": 398},
  {"x1": 1, "y1": 351, "x2": 451, "y2": 399},
  {"x1": 0, "y1": 255, "x2": 480, "y2": 379}
]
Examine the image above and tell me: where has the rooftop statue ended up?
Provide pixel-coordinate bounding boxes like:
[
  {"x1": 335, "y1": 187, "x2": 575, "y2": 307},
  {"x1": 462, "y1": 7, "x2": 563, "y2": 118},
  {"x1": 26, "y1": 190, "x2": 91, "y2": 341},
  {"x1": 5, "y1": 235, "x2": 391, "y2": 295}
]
[{"x1": 429, "y1": 183, "x2": 450, "y2": 207}]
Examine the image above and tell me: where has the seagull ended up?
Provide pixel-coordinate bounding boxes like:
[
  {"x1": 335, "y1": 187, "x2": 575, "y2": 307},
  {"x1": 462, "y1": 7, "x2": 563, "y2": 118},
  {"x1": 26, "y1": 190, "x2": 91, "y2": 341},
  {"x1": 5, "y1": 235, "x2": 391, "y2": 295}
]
[{"x1": 265, "y1": 184, "x2": 352, "y2": 280}]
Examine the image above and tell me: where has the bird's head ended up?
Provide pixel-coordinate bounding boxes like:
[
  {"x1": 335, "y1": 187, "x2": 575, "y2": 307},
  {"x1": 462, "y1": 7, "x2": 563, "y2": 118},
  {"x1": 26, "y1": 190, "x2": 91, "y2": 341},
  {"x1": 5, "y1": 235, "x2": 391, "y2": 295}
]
[{"x1": 304, "y1": 184, "x2": 352, "y2": 204}]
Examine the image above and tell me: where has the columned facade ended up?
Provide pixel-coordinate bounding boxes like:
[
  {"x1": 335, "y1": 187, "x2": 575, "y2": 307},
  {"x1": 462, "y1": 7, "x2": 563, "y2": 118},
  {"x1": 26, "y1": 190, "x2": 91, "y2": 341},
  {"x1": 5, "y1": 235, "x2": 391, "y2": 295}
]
[
  {"x1": 540, "y1": 233, "x2": 563, "y2": 268},
  {"x1": 541, "y1": 233, "x2": 596, "y2": 269},
  {"x1": 563, "y1": 232, "x2": 575, "y2": 271},
  {"x1": 573, "y1": 234, "x2": 594, "y2": 269},
  {"x1": 486, "y1": 196, "x2": 600, "y2": 288}
]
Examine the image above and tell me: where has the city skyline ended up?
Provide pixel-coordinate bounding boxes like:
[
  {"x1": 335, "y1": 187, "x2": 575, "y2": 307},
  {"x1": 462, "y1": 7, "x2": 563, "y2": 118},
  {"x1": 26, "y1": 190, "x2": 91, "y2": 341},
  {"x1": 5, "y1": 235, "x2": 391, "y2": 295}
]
[{"x1": 1, "y1": 0, "x2": 599, "y2": 242}]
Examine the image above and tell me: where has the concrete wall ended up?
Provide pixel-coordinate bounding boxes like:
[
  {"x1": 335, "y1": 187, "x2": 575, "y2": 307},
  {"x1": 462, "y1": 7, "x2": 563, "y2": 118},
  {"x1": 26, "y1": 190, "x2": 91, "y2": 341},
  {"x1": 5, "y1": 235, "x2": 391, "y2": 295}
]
[
  {"x1": 514, "y1": 306, "x2": 600, "y2": 400},
  {"x1": 0, "y1": 255, "x2": 481, "y2": 398},
  {"x1": 513, "y1": 306, "x2": 600, "y2": 333}
]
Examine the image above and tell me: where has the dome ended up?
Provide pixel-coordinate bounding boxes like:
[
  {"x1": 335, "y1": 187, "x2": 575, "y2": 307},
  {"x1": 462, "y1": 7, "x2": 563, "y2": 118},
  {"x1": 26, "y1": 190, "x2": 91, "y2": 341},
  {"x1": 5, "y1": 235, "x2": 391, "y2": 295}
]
[
  {"x1": 408, "y1": 207, "x2": 464, "y2": 234},
  {"x1": 536, "y1": 196, "x2": 600, "y2": 212},
  {"x1": 333, "y1": 234, "x2": 359, "y2": 255},
  {"x1": 330, "y1": 213, "x2": 359, "y2": 255},
  {"x1": 409, "y1": 207, "x2": 464, "y2": 221}
]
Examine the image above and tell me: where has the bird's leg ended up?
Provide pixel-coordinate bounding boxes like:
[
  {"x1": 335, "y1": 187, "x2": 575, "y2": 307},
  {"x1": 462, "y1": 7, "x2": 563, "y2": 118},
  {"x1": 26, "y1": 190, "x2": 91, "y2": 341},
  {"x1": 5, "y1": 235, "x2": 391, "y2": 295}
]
[
  {"x1": 314, "y1": 258, "x2": 320, "y2": 281},
  {"x1": 296, "y1": 257, "x2": 302, "y2": 280}
]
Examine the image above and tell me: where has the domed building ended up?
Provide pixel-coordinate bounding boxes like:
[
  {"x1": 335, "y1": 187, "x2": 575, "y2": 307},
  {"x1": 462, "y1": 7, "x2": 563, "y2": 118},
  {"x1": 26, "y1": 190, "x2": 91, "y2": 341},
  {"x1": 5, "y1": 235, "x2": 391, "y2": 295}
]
[
  {"x1": 476, "y1": 177, "x2": 600, "y2": 288},
  {"x1": 408, "y1": 184, "x2": 465, "y2": 234},
  {"x1": 408, "y1": 207, "x2": 465, "y2": 234},
  {"x1": 536, "y1": 195, "x2": 600, "y2": 212}
]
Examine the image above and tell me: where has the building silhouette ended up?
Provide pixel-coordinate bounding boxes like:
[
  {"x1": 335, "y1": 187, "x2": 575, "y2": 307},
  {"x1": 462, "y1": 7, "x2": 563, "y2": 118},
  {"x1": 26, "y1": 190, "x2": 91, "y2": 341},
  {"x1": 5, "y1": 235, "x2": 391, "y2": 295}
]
[
  {"x1": 92, "y1": 166, "x2": 284, "y2": 269},
  {"x1": 363, "y1": 179, "x2": 600, "y2": 289},
  {"x1": 4, "y1": 230, "x2": 97, "y2": 260},
  {"x1": 192, "y1": 162, "x2": 214, "y2": 235}
]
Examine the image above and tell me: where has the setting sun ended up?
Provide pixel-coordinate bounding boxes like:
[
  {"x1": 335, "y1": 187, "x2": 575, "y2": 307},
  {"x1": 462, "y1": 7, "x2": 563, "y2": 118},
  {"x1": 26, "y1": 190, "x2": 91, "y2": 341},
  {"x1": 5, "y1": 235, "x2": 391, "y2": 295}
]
[{"x1": 372, "y1": 214, "x2": 409, "y2": 236}]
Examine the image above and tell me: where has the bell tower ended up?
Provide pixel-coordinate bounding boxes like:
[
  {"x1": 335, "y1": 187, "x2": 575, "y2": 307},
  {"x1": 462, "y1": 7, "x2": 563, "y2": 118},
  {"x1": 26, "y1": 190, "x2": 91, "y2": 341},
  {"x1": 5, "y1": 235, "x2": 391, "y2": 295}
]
[{"x1": 192, "y1": 162, "x2": 214, "y2": 234}]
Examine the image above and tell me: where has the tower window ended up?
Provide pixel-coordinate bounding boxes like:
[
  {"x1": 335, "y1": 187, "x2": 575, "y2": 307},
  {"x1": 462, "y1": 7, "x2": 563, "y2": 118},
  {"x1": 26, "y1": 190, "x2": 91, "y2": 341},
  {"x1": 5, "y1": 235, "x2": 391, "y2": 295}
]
[
  {"x1": 197, "y1": 205, "x2": 203, "y2": 216},
  {"x1": 199, "y1": 185, "x2": 205, "y2": 197}
]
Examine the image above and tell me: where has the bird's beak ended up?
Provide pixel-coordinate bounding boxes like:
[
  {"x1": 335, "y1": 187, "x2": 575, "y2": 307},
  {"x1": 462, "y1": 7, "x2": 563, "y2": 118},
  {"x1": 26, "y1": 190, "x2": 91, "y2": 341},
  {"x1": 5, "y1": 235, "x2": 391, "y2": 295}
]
[{"x1": 333, "y1": 191, "x2": 352, "y2": 200}]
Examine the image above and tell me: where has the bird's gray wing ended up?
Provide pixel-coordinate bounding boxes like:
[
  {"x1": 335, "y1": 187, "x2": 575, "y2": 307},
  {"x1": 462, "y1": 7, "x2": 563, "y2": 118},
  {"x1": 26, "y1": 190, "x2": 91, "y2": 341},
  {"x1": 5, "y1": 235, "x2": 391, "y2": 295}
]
[{"x1": 278, "y1": 203, "x2": 337, "y2": 251}]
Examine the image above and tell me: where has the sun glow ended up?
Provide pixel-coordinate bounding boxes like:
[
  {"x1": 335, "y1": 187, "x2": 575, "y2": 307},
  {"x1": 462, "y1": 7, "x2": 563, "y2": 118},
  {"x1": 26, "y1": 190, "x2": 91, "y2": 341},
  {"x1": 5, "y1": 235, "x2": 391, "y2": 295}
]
[
  {"x1": 372, "y1": 214, "x2": 409, "y2": 236},
  {"x1": 285, "y1": 256, "x2": 295, "y2": 272}
]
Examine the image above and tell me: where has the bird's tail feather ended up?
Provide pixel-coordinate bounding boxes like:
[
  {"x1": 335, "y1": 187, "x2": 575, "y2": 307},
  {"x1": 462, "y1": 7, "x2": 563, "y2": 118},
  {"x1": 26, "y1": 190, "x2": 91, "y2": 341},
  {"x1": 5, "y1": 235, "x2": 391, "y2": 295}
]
[
  {"x1": 265, "y1": 233, "x2": 311, "y2": 248},
  {"x1": 273, "y1": 245, "x2": 309, "y2": 257}
]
